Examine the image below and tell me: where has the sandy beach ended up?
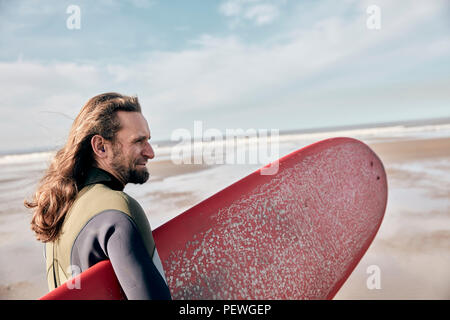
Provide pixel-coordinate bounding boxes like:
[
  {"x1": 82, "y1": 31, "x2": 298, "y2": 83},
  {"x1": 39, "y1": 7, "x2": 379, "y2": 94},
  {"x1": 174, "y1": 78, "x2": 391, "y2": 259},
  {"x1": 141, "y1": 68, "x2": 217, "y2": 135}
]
[{"x1": 0, "y1": 134, "x2": 449, "y2": 299}]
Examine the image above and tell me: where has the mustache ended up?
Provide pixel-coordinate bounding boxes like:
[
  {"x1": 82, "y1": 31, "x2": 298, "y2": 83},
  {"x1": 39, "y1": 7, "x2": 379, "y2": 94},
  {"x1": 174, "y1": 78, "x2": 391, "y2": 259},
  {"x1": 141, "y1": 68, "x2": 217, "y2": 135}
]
[{"x1": 134, "y1": 158, "x2": 149, "y2": 166}]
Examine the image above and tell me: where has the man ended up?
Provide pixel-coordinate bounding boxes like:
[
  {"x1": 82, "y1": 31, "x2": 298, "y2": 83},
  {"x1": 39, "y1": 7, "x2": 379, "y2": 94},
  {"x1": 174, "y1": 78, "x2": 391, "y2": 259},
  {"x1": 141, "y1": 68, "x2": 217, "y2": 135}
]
[{"x1": 25, "y1": 93, "x2": 172, "y2": 300}]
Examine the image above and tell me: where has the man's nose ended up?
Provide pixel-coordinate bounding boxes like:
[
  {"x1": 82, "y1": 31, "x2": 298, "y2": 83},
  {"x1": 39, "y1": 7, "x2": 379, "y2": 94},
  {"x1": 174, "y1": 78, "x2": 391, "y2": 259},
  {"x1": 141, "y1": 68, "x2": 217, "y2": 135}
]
[{"x1": 143, "y1": 142, "x2": 155, "y2": 159}]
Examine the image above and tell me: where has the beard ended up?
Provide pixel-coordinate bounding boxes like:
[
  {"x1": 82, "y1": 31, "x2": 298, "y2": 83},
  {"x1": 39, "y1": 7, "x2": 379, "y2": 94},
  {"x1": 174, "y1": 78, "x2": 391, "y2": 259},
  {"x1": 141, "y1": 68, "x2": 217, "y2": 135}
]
[{"x1": 111, "y1": 146, "x2": 149, "y2": 185}]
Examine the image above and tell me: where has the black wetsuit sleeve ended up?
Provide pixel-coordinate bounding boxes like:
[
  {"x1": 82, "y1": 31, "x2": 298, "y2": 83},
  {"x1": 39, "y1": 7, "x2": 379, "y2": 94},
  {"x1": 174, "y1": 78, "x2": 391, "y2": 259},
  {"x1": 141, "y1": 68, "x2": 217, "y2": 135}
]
[{"x1": 71, "y1": 210, "x2": 172, "y2": 300}]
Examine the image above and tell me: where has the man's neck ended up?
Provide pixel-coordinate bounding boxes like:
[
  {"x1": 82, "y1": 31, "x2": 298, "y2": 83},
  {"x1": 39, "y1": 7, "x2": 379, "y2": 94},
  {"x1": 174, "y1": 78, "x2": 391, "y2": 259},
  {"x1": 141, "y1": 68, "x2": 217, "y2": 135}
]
[{"x1": 94, "y1": 164, "x2": 126, "y2": 188}]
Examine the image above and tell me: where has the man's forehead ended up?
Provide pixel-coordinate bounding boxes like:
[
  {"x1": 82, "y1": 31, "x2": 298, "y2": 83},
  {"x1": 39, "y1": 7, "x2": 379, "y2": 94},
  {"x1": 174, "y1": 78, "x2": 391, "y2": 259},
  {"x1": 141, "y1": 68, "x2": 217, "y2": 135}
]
[{"x1": 116, "y1": 111, "x2": 151, "y2": 138}]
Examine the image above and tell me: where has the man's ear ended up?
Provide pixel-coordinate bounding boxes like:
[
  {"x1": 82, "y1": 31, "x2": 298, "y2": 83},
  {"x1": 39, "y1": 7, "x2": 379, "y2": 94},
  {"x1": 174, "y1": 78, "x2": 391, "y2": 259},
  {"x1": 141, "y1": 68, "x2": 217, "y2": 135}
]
[{"x1": 91, "y1": 135, "x2": 108, "y2": 158}]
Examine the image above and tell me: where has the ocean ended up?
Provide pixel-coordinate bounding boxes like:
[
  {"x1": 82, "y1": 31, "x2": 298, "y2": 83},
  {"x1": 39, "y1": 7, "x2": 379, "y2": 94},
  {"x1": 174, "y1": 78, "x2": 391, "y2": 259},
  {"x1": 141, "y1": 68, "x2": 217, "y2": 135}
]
[{"x1": 1, "y1": 119, "x2": 449, "y2": 227}]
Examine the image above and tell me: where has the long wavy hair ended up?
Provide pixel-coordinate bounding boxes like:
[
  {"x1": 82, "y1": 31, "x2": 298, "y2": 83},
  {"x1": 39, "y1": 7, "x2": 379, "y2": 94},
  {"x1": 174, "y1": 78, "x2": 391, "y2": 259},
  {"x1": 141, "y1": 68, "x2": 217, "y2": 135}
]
[{"x1": 24, "y1": 92, "x2": 142, "y2": 242}]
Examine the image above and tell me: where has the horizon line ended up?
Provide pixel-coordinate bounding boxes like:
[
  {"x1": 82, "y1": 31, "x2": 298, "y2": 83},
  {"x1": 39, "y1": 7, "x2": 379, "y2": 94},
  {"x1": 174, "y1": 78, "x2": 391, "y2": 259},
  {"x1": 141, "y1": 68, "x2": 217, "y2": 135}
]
[{"x1": 1, "y1": 115, "x2": 449, "y2": 156}]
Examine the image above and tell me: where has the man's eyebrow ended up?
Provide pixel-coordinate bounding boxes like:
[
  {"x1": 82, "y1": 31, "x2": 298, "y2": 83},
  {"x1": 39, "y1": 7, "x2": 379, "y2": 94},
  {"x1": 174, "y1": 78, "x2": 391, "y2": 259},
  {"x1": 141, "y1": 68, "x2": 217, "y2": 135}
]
[{"x1": 132, "y1": 135, "x2": 151, "y2": 142}]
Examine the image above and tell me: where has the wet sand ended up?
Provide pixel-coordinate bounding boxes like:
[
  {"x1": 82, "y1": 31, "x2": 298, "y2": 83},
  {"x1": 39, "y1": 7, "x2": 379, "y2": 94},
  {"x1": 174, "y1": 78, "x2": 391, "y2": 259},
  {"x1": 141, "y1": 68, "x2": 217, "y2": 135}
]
[
  {"x1": 334, "y1": 137, "x2": 450, "y2": 299},
  {"x1": 0, "y1": 137, "x2": 449, "y2": 299}
]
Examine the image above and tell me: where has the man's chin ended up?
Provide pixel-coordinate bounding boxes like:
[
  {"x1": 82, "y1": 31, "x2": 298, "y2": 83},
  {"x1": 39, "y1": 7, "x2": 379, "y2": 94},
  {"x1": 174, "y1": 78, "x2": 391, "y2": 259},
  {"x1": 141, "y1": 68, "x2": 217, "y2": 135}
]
[{"x1": 128, "y1": 168, "x2": 150, "y2": 184}]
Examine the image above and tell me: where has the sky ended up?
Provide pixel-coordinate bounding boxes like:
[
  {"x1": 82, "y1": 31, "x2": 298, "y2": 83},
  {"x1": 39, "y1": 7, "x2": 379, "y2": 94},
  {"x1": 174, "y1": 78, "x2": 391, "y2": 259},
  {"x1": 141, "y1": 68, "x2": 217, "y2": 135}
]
[{"x1": 0, "y1": 0, "x2": 449, "y2": 153}]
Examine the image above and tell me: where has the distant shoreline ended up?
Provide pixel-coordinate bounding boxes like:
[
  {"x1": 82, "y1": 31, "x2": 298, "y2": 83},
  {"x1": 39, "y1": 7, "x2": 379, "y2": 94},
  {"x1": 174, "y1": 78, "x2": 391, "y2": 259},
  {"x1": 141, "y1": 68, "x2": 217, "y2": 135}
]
[{"x1": 1, "y1": 116, "x2": 449, "y2": 157}]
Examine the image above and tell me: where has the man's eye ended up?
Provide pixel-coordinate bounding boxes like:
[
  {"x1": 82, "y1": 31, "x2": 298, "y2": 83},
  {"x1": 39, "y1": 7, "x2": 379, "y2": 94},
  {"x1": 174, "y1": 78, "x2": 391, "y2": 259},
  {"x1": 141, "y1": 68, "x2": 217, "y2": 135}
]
[{"x1": 134, "y1": 137, "x2": 150, "y2": 144}]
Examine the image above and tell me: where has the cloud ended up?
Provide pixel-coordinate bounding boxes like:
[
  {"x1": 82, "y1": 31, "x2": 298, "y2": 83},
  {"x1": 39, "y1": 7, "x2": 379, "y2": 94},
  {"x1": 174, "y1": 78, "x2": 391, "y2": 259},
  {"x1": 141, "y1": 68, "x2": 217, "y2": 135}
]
[
  {"x1": 0, "y1": 59, "x2": 115, "y2": 149},
  {"x1": 3, "y1": 1, "x2": 448, "y2": 113},
  {"x1": 97, "y1": 0, "x2": 156, "y2": 9},
  {"x1": 0, "y1": 61, "x2": 102, "y2": 109},
  {"x1": 219, "y1": 0, "x2": 242, "y2": 17},
  {"x1": 104, "y1": 0, "x2": 449, "y2": 116},
  {"x1": 244, "y1": 4, "x2": 279, "y2": 26},
  {"x1": 3, "y1": 1, "x2": 448, "y2": 115},
  {"x1": 219, "y1": 0, "x2": 282, "y2": 27}
]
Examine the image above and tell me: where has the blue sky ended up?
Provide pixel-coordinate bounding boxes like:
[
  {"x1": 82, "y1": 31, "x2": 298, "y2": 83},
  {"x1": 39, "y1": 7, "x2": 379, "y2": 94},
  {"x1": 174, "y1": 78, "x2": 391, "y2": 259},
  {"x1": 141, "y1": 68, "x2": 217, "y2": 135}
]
[{"x1": 0, "y1": 0, "x2": 449, "y2": 153}]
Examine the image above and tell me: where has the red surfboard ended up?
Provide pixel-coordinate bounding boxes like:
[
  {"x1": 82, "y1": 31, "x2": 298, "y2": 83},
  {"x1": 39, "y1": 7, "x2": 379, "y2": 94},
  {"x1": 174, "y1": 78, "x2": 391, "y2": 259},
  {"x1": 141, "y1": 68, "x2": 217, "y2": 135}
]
[
  {"x1": 40, "y1": 260, "x2": 125, "y2": 300},
  {"x1": 40, "y1": 137, "x2": 387, "y2": 300}
]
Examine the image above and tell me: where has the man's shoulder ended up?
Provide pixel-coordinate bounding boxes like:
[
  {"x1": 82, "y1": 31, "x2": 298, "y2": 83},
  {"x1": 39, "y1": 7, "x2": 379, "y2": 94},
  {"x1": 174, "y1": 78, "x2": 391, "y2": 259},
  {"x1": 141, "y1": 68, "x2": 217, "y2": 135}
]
[
  {"x1": 80, "y1": 183, "x2": 151, "y2": 240},
  {"x1": 61, "y1": 183, "x2": 149, "y2": 237},
  {"x1": 75, "y1": 183, "x2": 137, "y2": 216}
]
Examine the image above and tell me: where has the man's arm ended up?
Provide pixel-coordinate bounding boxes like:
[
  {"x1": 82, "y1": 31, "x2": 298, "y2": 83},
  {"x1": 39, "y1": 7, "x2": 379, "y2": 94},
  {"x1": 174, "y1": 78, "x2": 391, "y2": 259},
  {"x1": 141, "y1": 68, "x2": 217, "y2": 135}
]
[{"x1": 71, "y1": 210, "x2": 172, "y2": 300}]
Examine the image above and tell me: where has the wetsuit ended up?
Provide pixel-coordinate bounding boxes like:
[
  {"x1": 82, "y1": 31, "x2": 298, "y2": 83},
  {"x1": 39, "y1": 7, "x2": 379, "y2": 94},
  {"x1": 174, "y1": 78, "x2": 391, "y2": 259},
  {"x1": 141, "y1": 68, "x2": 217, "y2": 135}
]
[{"x1": 45, "y1": 167, "x2": 172, "y2": 300}]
